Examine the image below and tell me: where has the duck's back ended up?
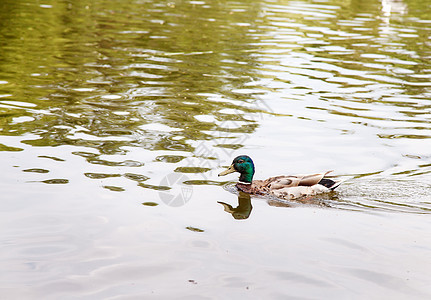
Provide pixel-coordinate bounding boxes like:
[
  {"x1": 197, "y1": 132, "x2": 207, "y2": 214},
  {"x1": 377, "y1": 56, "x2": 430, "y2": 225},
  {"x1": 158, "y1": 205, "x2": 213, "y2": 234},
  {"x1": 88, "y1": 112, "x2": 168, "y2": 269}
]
[
  {"x1": 252, "y1": 172, "x2": 333, "y2": 200},
  {"x1": 262, "y1": 172, "x2": 331, "y2": 189}
]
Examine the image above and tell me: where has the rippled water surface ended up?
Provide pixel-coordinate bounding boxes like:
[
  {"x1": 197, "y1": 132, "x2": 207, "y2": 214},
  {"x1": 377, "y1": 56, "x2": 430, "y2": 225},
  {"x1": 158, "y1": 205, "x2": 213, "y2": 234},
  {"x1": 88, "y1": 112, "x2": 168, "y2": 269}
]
[{"x1": 1, "y1": 0, "x2": 431, "y2": 298}]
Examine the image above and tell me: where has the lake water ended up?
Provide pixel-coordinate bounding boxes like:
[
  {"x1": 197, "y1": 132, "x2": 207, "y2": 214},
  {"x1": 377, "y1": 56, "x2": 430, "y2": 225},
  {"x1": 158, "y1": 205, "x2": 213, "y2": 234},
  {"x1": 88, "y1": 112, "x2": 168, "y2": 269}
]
[{"x1": 1, "y1": 0, "x2": 431, "y2": 298}]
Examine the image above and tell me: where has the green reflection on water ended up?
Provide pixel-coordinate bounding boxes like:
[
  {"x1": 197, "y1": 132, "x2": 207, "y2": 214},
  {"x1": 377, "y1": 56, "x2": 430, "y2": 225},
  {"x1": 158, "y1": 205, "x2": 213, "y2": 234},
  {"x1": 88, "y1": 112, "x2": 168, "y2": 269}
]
[
  {"x1": 0, "y1": 0, "x2": 265, "y2": 156},
  {"x1": 218, "y1": 191, "x2": 253, "y2": 220},
  {"x1": 0, "y1": 0, "x2": 430, "y2": 212}
]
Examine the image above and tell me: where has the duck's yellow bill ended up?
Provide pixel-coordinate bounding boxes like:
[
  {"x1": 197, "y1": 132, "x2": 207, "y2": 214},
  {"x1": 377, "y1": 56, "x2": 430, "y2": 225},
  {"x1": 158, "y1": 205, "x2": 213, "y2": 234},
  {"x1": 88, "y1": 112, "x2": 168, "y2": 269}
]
[{"x1": 218, "y1": 164, "x2": 236, "y2": 176}]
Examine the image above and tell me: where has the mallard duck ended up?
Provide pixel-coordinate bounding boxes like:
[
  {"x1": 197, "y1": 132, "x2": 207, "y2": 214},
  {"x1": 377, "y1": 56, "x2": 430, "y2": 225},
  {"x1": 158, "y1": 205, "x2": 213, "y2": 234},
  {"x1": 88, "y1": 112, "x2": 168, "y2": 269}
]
[{"x1": 218, "y1": 155, "x2": 343, "y2": 200}]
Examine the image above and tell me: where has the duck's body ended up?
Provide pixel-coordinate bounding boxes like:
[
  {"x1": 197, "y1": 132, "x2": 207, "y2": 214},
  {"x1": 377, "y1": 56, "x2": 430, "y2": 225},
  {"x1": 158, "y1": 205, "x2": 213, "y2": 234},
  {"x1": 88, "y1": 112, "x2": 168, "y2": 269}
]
[{"x1": 219, "y1": 155, "x2": 342, "y2": 200}]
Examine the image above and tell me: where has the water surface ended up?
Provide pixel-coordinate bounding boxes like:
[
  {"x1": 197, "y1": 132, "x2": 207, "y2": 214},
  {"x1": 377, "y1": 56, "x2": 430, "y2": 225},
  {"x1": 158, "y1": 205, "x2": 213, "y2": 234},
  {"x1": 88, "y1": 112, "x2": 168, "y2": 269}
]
[{"x1": 1, "y1": 0, "x2": 431, "y2": 298}]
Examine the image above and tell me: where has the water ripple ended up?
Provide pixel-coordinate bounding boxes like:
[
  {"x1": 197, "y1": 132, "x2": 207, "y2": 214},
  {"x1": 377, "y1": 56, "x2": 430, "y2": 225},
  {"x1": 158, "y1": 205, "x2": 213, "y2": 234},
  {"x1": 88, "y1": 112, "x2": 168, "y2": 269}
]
[{"x1": 1, "y1": 0, "x2": 431, "y2": 298}]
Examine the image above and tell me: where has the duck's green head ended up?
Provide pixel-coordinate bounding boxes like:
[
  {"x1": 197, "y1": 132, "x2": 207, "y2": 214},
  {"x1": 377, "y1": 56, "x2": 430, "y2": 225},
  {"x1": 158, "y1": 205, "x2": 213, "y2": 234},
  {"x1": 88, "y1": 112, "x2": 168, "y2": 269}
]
[{"x1": 218, "y1": 155, "x2": 255, "y2": 183}]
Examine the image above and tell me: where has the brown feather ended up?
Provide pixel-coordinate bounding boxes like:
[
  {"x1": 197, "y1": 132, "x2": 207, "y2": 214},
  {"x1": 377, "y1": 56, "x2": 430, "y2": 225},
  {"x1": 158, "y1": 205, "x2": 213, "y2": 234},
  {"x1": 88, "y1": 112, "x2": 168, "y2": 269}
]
[{"x1": 236, "y1": 171, "x2": 336, "y2": 200}]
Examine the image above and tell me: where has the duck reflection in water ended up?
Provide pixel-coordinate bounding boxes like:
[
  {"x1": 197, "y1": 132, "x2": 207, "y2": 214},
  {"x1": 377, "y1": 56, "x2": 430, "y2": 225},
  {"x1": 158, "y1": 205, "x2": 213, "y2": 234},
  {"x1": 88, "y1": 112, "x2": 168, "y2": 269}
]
[
  {"x1": 218, "y1": 191, "x2": 333, "y2": 219},
  {"x1": 218, "y1": 191, "x2": 253, "y2": 220},
  {"x1": 218, "y1": 191, "x2": 300, "y2": 219}
]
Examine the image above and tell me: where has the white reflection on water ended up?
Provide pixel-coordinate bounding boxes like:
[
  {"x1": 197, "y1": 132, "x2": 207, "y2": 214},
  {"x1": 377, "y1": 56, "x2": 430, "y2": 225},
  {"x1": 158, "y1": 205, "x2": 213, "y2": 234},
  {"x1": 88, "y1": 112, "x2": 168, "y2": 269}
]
[{"x1": 1, "y1": 183, "x2": 431, "y2": 299}]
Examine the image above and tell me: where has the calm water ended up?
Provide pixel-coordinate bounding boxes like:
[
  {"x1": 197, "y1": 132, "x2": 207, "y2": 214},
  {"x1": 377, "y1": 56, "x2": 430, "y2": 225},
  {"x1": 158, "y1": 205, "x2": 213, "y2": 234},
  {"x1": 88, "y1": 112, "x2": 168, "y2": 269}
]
[{"x1": 1, "y1": 0, "x2": 431, "y2": 298}]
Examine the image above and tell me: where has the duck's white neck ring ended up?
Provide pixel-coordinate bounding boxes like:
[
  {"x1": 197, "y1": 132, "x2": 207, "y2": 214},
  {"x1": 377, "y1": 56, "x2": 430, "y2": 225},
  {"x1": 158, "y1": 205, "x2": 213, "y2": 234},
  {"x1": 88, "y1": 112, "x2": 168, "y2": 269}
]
[{"x1": 238, "y1": 181, "x2": 252, "y2": 185}]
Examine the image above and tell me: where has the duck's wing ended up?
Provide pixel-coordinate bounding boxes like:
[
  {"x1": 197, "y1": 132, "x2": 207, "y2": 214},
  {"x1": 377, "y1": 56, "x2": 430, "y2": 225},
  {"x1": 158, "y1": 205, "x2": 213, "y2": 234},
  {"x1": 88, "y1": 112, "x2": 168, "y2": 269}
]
[
  {"x1": 263, "y1": 171, "x2": 333, "y2": 190},
  {"x1": 294, "y1": 171, "x2": 333, "y2": 186}
]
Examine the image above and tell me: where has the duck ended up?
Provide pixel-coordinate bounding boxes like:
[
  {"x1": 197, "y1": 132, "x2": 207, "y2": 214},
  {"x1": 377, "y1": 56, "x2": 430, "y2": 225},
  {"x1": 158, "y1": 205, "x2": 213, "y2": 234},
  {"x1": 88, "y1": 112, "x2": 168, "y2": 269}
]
[{"x1": 218, "y1": 155, "x2": 343, "y2": 200}]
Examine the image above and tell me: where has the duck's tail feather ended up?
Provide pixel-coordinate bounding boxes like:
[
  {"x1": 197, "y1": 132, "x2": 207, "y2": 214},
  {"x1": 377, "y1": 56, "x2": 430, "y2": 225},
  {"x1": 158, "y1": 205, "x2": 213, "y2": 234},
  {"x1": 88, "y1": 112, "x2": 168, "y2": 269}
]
[{"x1": 318, "y1": 178, "x2": 344, "y2": 190}]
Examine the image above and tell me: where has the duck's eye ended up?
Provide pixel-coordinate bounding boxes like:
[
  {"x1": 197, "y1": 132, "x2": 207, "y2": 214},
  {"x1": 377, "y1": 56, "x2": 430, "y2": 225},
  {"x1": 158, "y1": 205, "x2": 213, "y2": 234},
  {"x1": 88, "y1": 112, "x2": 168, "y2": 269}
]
[{"x1": 238, "y1": 160, "x2": 244, "y2": 164}]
